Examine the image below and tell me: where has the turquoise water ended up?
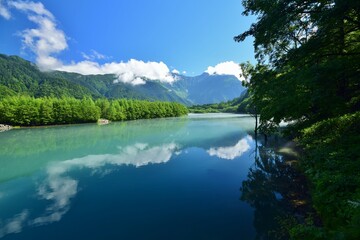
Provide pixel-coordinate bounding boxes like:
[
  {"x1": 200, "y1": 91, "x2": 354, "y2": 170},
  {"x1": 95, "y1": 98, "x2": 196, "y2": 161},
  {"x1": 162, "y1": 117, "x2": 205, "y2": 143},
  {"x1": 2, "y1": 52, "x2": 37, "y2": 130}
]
[{"x1": 0, "y1": 113, "x2": 293, "y2": 239}]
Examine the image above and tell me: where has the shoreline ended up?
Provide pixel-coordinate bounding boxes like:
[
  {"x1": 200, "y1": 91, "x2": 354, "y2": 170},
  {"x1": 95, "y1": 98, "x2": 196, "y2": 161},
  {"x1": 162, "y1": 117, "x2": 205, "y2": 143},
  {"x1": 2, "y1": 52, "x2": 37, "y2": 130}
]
[
  {"x1": 0, "y1": 124, "x2": 13, "y2": 132},
  {"x1": 0, "y1": 115, "x2": 188, "y2": 130},
  {"x1": 0, "y1": 113, "x2": 246, "y2": 131}
]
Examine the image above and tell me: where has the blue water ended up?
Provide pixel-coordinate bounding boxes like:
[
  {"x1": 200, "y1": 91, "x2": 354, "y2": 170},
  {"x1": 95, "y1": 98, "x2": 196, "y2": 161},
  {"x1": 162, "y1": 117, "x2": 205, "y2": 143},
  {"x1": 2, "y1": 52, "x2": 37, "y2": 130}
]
[{"x1": 0, "y1": 113, "x2": 270, "y2": 239}]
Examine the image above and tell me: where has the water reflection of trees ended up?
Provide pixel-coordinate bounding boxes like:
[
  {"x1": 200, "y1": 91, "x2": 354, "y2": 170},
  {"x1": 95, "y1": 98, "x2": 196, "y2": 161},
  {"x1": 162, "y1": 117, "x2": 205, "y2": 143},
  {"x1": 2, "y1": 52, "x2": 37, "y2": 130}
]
[{"x1": 241, "y1": 138, "x2": 314, "y2": 239}]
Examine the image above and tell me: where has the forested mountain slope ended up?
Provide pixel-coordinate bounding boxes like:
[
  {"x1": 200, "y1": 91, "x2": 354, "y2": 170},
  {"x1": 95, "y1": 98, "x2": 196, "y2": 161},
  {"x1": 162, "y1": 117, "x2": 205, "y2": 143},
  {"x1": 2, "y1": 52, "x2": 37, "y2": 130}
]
[
  {"x1": 0, "y1": 54, "x2": 98, "y2": 99},
  {"x1": 0, "y1": 54, "x2": 246, "y2": 105}
]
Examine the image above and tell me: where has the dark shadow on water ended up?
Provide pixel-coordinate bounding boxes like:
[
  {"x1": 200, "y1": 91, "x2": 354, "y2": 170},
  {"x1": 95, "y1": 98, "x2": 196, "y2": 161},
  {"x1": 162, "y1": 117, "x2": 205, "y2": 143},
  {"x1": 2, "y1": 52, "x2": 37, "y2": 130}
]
[{"x1": 240, "y1": 135, "x2": 318, "y2": 239}]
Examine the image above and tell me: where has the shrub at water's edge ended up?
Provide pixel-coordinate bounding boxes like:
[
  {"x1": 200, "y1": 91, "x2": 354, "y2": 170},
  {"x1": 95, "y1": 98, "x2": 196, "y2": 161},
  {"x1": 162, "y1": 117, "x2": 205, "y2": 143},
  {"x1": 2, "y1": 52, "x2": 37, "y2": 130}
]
[
  {"x1": 0, "y1": 96, "x2": 188, "y2": 126},
  {"x1": 289, "y1": 112, "x2": 360, "y2": 239}
]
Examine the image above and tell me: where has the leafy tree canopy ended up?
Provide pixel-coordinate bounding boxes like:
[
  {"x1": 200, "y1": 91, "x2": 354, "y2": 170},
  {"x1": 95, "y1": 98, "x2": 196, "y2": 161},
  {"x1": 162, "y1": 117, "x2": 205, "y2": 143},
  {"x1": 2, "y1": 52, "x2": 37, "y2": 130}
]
[{"x1": 235, "y1": 0, "x2": 360, "y2": 130}]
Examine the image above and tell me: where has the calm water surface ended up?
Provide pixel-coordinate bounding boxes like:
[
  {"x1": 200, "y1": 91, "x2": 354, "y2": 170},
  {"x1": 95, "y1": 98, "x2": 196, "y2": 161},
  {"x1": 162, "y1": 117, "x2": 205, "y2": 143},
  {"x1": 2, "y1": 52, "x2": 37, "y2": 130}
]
[{"x1": 0, "y1": 113, "x2": 299, "y2": 239}]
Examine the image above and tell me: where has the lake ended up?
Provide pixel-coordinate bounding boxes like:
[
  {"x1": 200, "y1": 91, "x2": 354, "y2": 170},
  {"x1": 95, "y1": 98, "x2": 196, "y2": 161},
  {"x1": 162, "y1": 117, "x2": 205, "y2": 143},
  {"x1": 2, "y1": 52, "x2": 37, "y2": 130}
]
[{"x1": 0, "y1": 113, "x2": 304, "y2": 239}]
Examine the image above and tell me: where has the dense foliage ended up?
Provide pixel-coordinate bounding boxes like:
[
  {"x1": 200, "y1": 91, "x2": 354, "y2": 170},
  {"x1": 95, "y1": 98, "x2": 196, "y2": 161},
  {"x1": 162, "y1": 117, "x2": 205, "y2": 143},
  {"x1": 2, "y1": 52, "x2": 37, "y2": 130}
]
[
  {"x1": 0, "y1": 54, "x2": 98, "y2": 99},
  {"x1": 236, "y1": 0, "x2": 360, "y2": 238},
  {"x1": 235, "y1": 0, "x2": 359, "y2": 130},
  {"x1": 0, "y1": 96, "x2": 188, "y2": 126},
  {"x1": 296, "y1": 113, "x2": 360, "y2": 239}
]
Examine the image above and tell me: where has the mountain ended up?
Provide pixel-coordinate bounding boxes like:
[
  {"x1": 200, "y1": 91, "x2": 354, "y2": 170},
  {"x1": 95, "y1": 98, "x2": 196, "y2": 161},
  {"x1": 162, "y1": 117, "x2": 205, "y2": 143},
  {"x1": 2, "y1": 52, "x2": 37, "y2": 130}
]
[
  {"x1": 188, "y1": 90, "x2": 250, "y2": 113},
  {"x1": 50, "y1": 71, "x2": 190, "y2": 105},
  {"x1": 167, "y1": 73, "x2": 246, "y2": 104},
  {"x1": 50, "y1": 71, "x2": 246, "y2": 105},
  {"x1": 0, "y1": 54, "x2": 100, "y2": 99},
  {"x1": 0, "y1": 54, "x2": 246, "y2": 105}
]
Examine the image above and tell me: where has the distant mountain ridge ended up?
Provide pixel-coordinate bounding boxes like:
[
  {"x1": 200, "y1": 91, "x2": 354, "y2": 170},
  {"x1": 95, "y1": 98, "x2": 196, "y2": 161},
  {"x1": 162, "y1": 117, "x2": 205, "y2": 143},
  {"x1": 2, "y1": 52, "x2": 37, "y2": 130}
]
[
  {"x1": 0, "y1": 54, "x2": 246, "y2": 105},
  {"x1": 168, "y1": 73, "x2": 246, "y2": 104}
]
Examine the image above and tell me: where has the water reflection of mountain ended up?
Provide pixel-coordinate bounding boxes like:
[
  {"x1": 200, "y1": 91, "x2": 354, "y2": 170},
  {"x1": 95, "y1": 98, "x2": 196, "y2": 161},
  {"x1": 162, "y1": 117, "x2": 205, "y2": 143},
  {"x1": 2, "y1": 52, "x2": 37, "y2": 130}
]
[{"x1": 0, "y1": 116, "x2": 254, "y2": 182}]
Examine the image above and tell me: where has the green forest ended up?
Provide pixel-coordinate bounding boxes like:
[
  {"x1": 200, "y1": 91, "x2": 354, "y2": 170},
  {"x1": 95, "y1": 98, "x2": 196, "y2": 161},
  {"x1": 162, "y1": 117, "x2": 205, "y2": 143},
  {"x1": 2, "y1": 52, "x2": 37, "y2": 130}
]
[
  {"x1": 235, "y1": 0, "x2": 359, "y2": 239},
  {"x1": 0, "y1": 96, "x2": 188, "y2": 126},
  {"x1": 0, "y1": 54, "x2": 189, "y2": 104},
  {"x1": 188, "y1": 91, "x2": 250, "y2": 113}
]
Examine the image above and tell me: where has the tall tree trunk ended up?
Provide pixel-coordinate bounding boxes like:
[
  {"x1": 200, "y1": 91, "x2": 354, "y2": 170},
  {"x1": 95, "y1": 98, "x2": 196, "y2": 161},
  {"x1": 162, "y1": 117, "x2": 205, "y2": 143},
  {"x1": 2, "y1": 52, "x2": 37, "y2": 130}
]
[{"x1": 254, "y1": 112, "x2": 258, "y2": 136}]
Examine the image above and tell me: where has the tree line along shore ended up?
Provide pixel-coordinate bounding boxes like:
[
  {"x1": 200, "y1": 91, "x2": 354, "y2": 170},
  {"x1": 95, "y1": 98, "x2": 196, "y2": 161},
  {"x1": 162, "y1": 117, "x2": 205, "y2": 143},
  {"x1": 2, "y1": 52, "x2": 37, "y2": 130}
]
[{"x1": 0, "y1": 96, "x2": 188, "y2": 126}]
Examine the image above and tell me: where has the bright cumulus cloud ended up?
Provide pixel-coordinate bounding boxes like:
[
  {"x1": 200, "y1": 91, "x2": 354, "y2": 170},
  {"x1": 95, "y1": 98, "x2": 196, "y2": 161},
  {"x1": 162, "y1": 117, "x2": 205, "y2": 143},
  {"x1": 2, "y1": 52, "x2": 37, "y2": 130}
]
[
  {"x1": 1, "y1": 0, "x2": 176, "y2": 85},
  {"x1": 8, "y1": 0, "x2": 67, "y2": 70},
  {"x1": 58, "y1": 59, "x2": 175, "y2": 85},
  {"x1": 205, "y1": 61, "x2": 244, "y2": 81}
]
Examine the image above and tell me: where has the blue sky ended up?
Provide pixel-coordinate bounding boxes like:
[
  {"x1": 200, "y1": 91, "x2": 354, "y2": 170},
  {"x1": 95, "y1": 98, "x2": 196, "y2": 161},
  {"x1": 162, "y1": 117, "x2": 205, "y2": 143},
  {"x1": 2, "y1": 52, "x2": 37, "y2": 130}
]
[{"x1": 0, "y1": 0, "x2": 255, "y2": 82}]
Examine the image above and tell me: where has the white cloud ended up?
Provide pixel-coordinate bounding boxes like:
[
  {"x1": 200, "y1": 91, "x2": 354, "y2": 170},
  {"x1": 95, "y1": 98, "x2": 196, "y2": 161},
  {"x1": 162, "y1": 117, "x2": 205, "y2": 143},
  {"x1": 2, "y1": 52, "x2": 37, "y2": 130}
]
[
  {"x1": 5, "y1": 1, "x2": 178, "y2": 85},
  {"x1": 207, "y1": 137, "x2": 251, "y2": 160},
  {"x1": 205, "y1": 61, "x2": 245, "y2": 81},
  {"x1": 81, "y1": 53, "x2": 93, "y2": 61},
  {"x1": 8, "y1": 1, "x2": 67, "y2": 70},
  {"x1": 59, "y1": 60, "x2": 102, "y2": 75},
  {"x1": 81, "y1": 49, "x2": 108, "y2": 61},
  {"x1": 171, "y1": 69, "x2": 180, "y2": 74},
  {"x1": 58, "y1": 59, "x2": 176, "y2": 85},
  {"x1": 9, "y1": 1, "x2": 53, "y2": 18},
  {"x1": 0, "y1": 0, "x2": 11, "y2": 19},
  {"x1": 5, "y1": 1, "x2": 176, "y2": 85}
]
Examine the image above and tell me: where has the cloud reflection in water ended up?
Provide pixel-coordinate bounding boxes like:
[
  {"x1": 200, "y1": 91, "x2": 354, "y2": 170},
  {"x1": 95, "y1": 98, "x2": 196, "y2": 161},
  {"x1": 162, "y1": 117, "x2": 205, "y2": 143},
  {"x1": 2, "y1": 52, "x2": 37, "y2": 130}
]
[
  {"x1": 0, "y1": 142, "x2": 179, "y2": 238},
  {"x1": 207, "y1": 136, "x2": 252, "y2": 160},
  {"x1": 0, "y1": 210, "x2": 29, "y2": 238}
]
